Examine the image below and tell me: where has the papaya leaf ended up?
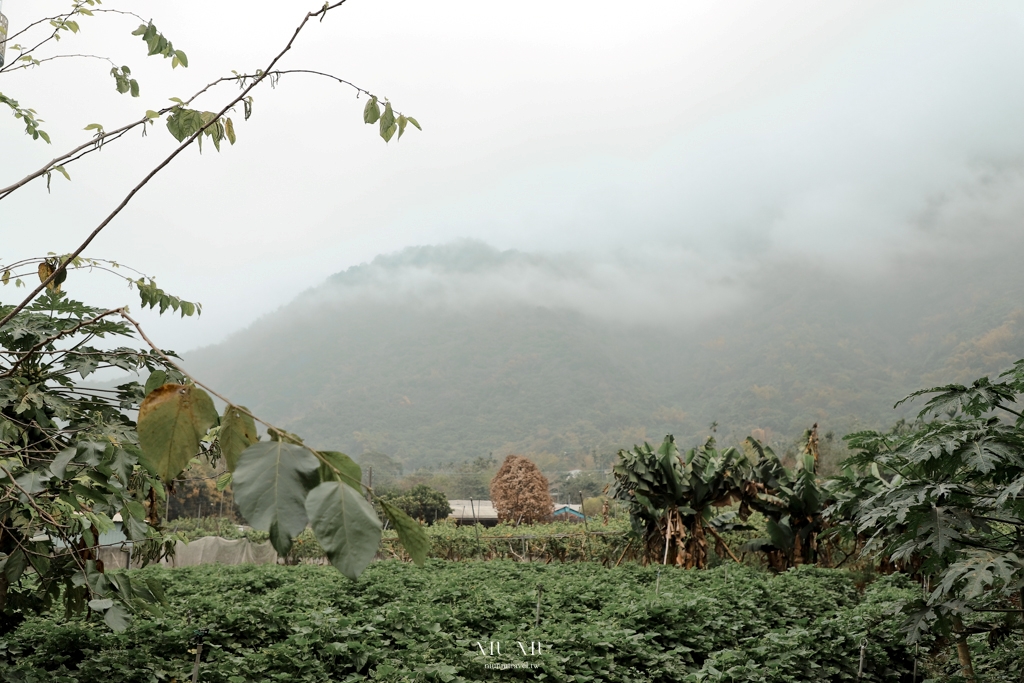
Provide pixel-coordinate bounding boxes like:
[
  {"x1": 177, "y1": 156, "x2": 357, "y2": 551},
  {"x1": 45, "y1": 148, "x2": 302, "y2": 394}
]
[
  {"x1": 306, "y1": 481, "x2": 382, "y2": 579},
  {"x1": 233, "y1": 442, "x2": 320, "y2": 556},
  {"x1": 137, "y1": 384, "x2": 217, "y2": 481},
  {"x1": 380, "y1": 500, "x2": 429, "y2": 566},
  {"x1": 220, "y1": 405, "x2": 258, "y2": 471}
]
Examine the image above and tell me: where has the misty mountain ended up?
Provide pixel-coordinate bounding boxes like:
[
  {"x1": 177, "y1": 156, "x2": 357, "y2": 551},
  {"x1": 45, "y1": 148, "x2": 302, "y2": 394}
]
[{"x1": 183, "y1": 240, "x2": 1024, "y2": 472}]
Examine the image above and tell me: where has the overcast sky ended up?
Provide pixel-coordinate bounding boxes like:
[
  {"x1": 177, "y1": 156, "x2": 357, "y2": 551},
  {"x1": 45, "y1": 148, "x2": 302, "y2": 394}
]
[{"x1": 3, "y1": 0, "x2": 1024, "y2": 351}]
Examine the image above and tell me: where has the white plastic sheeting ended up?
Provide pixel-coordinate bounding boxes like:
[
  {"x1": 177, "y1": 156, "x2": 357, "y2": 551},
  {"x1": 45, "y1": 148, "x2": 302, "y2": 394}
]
[{"x1": 98, "y1": 536, "x2": 279, "y2": 570}]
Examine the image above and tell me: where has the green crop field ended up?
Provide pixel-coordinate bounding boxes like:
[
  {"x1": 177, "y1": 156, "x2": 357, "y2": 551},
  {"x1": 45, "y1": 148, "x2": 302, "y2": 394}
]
[{"x1": 3, "y1": 560, "x2": 1020, "y2": 683}]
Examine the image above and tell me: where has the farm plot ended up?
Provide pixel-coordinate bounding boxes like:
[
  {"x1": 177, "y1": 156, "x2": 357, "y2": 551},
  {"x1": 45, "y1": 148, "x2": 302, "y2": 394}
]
[{"x1": 0, "y1": 561, "x2": 1019, "y2": 682}]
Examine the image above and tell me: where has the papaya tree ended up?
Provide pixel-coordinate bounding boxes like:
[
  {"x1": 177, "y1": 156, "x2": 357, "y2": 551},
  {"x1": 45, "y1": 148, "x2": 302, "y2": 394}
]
[
  {"x1": 827, "y1": 363, "x2": 1024, "y2": 680},
  {"x1": 1, "y1": 0, "x2": 425, "y2": 632},
  {"x1": 611, "y1": 435, "x2": 753, "y2": 569}
]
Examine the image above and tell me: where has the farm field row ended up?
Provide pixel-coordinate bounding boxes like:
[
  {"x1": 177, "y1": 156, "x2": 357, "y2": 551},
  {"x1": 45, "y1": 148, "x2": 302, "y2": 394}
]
[{"x1": 4, "y1": 560, "x2": 1020, "y2": 682}]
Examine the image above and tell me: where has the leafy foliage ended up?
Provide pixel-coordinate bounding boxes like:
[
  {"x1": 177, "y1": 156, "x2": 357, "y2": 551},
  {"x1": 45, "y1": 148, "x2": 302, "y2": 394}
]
[
  {"x1": 612, "y1": 435, "x2": 753, "y2": 568},
  {"x1": 743, "y1": 436, "x2": 833, "y2": 570},
  {"x1": 1, "y1": 0, "x2": 430, "y2": 633},
  {"x1": 0, "y1": 290, "x2": 191, "y2": 632},
  {"x1": 380, "y1": 483, "x2": 451, "y2": 524},
  {"x1": 0, "y1": 561, "x2": 934, "y2": 683},
  {"x1": 827, "y1": 361, "x2": 1024, "y2": 648}
]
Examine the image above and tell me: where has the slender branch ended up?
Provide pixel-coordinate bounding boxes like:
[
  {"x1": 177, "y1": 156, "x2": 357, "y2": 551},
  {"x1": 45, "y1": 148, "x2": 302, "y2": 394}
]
[
  {"x1": 1, "y1": 53, "x2": 119, "y2": 73},
  {"x1": 0, "y1": 5, "x2": 147, "y2": 73},
  {"x1": 0, "y1": 1, "x2": 356, "y2": 209},
  {"x1": 0, "y1": 41, "x2": 379, "y2": 202},
  {"x1": 995, "y1": 404, "x2": 1024, "y2": 420}
]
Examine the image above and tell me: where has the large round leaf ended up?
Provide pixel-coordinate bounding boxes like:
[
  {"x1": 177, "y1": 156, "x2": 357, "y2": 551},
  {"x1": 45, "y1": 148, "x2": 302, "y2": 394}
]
[
  {"x1": 137, "y1": 384, "x2": 217, "y2": 481},
  {"x1": 233, "y1": 441, "x2": 320, "y2": 556},
  {"x1": 306, "y1": 481, "x2": 382, "y2": 579}
]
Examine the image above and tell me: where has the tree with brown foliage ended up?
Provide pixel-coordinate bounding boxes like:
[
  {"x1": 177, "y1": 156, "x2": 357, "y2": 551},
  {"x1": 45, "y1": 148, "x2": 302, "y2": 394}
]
[{"x1": 490, "y1": 455, "x2": 553, "y2": 524}]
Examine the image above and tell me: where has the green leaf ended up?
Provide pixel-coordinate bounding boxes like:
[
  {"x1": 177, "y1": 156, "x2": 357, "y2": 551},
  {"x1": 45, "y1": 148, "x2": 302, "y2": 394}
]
[
  {"x1": 397, "y1": 115, "x2": 408, "y2": 141},
  {"x1": 380, "y1": 500, "x2": 429, "y2": 566},
  {"x1": 49, "y1": 447, "x2": 77, "y2": 479},
  {"x1": 137, "y1": 384, "x2": 218, "y2": 481},
  {"x1": 379, "y1": 102, "x2": 396, "y2": 142},
  {"x1": 220, "y1": 405, "x2": 258, "y2": 471},
  {"x1": 54, "y1": 165, "x2": 71, "y2": 181},
  {"x1": 233, "y1": 442, "x2": 320, "y2": 556},
  {"x1": 144, "y1": 370, "x2": 167, "y2": 396},
  {"x1": 318, "y1": 450, "x2": 361, "y2": 491},
  {"x1": 216, "y1": 471, "x2": 232, "y2": 491},
  {"x1": 406, "y1": 116, "x2": 422, "y2": 131},
  {"x1": 88, "y1": 598, "x2": 113, "y2": 611},
  {"x1": 130, "y1": 79, "x2": 140, "y2": 98},
  {"x1": 363, "y1": 96, "x2": 380, "y2": 124},
  {"x1": 306, "y1": 481, "x2": 382, "y2": 579},
  {"x1": 103, "y1": 603, "x2": 132, "y2": 632},
  {"x1": 225, "y1": 117, "x2": 236, "y2": 145},
  {"x1": 175, "y1": 50, "x2": 189, "y2": 67},
  {"x1": 765, "y1": 517, "x2": 794, "y2": 551}
]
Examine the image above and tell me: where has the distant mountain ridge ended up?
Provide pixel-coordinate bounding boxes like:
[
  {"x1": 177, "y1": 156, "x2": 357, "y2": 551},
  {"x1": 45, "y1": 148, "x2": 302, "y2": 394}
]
[{"x1": 183, "y1": 241, "x2": 1024, "y2": 472}]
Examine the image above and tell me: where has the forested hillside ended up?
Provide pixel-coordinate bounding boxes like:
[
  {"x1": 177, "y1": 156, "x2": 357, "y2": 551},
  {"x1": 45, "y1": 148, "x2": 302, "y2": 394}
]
[{"x1": 183, "y1": 241, "x2": 1024, "y2": 472}]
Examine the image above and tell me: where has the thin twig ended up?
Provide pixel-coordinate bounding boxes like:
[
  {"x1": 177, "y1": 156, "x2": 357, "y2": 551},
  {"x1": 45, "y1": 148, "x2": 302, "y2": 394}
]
[{"x1": 0, "y1": 1, "x2": 353, "y2": 328}]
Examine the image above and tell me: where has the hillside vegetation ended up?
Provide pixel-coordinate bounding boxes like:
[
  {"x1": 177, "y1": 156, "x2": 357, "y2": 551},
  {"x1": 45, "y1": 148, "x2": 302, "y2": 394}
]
[{"x1": 183, "y1": 242, "x2": 1024, "y2": 473}]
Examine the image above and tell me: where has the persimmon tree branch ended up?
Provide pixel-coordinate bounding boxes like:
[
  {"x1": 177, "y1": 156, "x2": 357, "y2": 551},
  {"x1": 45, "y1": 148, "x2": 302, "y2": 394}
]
[{"x1": 0, "y1": 0, "x2": 354, "y2": 328}]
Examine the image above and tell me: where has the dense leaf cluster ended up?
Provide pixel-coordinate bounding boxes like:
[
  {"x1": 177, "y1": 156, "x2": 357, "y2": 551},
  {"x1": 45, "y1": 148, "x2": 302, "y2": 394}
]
[
  {"x1": 827, "y1": 364, "x2": 1024, "y2": 644},
  {"x1": 612, "y1": 435, "x2": 831, "y2": 570},
  {"x1": 0, "y1": 561, "x2": 930, "y2": 683},
  {"x1": 0, "y1": 291, "x2": 187, "y2": 631}
]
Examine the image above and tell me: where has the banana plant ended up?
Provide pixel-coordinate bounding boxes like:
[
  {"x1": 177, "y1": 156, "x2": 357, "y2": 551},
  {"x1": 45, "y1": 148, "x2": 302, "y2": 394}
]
[
  {"x1": 742, "y1": 437, "x2": 830, "y2": 570},
  {"x1": 611, "y1": 435, "x2": 753, "y2": 569}
]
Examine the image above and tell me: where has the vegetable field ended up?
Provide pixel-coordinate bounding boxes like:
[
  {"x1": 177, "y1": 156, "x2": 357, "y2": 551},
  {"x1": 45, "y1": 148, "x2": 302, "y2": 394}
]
[{"x1": 5, "y1": 560, "x2": 1019, "y2": 683}]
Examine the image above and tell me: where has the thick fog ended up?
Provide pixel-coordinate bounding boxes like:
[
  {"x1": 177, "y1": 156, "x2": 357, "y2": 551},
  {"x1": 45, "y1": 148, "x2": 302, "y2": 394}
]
[{"x1": 2, "y1": 1, "x2": 1024, "y2": 348}]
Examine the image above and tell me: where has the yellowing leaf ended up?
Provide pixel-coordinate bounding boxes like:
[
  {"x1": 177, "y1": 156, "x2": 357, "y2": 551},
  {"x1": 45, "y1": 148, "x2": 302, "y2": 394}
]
[
  {"x1": 137, "y1": 384, "x2": 218, "y2": 481},
  {"x1": 37, "y1": 261, "x2": 54, "y2": 284}
]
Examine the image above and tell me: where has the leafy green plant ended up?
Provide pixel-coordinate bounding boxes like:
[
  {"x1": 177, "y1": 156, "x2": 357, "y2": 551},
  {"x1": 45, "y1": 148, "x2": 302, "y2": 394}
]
[
  {"x1": 380, "y1": 484, "x2": 452, "y2": 525},
  {"x1": 612, "y1": 436, "x2": 753, "y2": 568},
  {"x1": 1, "y1": 0, "x2": 428, "y2": 633},
  {"x1": 827, "y1": 361, "x2": 1024, "y2": 680},
  {"x1": 743, "y1": 436, "x2": 832, "y2": 570},
  {"x1": 0, "y1": 561, "x2": 939, "y2": 683},
  {"x1": 0, "y1": 289, "x2": 187, "y2": 632}
]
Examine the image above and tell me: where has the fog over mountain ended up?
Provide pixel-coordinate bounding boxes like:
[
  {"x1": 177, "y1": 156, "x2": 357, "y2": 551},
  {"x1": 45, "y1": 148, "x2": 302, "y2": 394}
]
[
  {"x1": 184, "y1": 218, "x2": 1024, "y2": 471},
  {"x1": 155, "y1": 2, "x2": 1024, "y2": 473}
]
